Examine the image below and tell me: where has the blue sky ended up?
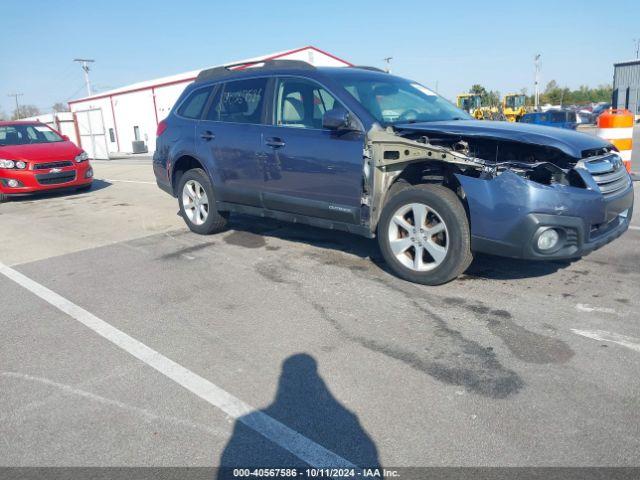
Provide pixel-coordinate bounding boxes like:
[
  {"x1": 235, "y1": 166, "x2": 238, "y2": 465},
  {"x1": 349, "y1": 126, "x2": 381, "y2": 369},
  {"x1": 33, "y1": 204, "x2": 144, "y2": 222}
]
[{"x1": 1, "y1": 0, "x2": 639, "y2": 116}]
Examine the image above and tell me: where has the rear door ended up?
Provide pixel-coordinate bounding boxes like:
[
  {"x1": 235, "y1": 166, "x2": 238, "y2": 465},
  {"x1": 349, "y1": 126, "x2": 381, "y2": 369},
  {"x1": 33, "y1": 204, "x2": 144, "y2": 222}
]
[
  {"x1": 196, "y1": 77, "x2": 269, "y2": 207},
  {"x1": 259, "y1": 76, "x2": 364, "y2": 224}
]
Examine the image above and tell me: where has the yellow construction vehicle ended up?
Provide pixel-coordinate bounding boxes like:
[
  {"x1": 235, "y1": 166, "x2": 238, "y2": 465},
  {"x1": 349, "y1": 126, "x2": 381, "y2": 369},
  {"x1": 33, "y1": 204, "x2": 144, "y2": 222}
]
[
  {"x1": 457, "y1": 93, "x2": 502, "y2": 120},
  {"x1": 456, "y1": 93, "x2": 483, "y2": 119},
  {"x1": 502, "y1": 94, "x2": 527, "y2": 122}
]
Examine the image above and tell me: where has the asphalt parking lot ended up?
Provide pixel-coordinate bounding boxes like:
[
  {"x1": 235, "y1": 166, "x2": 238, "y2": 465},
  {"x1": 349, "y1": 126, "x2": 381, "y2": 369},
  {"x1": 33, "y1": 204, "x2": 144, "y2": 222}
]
[{"x1": 1, "y1": 150, "x2": 639, "y2": 469}]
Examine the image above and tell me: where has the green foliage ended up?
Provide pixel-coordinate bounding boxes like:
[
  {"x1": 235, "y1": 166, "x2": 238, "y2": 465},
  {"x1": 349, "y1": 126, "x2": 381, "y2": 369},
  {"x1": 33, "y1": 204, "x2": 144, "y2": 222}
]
[
  {"x1": 469, "y1": 81, "x2": 612, "y2": 107},
  {"x1": 529, "y1": 80, "x2": 612, "y2": 106},
  {"x1": 468, "y1": 84, "x2": 501, "y2": 107}
]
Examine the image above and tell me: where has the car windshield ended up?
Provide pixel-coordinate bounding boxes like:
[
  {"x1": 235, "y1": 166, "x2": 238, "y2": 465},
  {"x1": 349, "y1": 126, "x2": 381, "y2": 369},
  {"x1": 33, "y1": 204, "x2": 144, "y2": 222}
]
[
  {"x1": 337, "y1": 76, "x2": 471, "y2": 125},
  {"x1": 0, "y1": 124, "x2": 64, "y2": 146}
]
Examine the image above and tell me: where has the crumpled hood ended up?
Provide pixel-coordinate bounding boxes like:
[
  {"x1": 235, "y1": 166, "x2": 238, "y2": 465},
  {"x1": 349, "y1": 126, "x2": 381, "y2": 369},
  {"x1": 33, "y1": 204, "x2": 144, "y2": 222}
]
[{"x1": 395, "y1": 120, "x2": 610, "y2": 159}]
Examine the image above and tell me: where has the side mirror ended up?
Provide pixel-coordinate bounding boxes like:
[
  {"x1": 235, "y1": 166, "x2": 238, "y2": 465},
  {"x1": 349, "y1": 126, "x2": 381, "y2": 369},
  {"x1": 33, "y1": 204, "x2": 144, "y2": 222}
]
[
  {"x1": 61, "y1": 135, "x2": 70, "y2": 141},
  {"x1": 322, "y1": 107, "x2": 353, "y2": 131}
]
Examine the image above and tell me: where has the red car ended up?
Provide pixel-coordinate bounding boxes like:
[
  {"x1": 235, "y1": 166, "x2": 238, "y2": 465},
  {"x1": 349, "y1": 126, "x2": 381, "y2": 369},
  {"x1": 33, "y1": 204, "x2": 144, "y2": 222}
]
[{"x1": 0, "y1": 121, "x2": 93, "y2": 202}]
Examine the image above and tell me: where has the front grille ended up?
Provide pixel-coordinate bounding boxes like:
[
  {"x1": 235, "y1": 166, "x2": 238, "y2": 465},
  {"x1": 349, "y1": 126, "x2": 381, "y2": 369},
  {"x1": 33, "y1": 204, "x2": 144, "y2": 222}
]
[
  {"x1": 36, "y1": 171, "x2": 76, "y2": 185},
  {"x1": 33, "y1": 161, "x2": 74, "y2": 170},
  {"x1": 583, "y1": 155, "x2": 631, "y2": 198}
]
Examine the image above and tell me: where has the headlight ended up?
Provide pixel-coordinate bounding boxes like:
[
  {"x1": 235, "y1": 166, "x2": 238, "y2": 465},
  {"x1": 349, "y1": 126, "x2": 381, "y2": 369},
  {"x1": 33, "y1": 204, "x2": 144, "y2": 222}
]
[
  {"x1": 75, "y1": 151, "x2": 89, "y2": 163},
  {"x1": 15, "y1": 161, "x2": 27, "y2": 169},
  {"x1": 0, "y1": 159, "x2": 16, "y2": 169}
]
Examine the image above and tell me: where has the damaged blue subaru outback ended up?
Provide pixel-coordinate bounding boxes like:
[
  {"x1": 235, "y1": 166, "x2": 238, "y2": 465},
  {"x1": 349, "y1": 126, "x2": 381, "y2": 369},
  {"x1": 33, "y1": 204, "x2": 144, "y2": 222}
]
[{"x1": 153, "y1": 60, "x2": 634, "y2": 285}]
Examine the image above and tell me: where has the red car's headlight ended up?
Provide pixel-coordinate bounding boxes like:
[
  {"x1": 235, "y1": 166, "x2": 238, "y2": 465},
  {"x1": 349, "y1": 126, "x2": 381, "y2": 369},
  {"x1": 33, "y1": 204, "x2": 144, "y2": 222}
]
[
  {"x1": 75, "y1": 151, "x2": 89, "y2": 162},
  {"x1": 0, "y1": 159, "x2": 26, "y2": 169}
]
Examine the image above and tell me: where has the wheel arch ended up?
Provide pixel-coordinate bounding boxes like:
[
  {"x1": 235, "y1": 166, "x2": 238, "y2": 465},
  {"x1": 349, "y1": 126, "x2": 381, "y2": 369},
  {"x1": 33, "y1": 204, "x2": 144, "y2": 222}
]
[
  {"x1": 373, "y1": 160, "x2": 471, "y2": 233},
  {"x1": 171, "y1": 155, "x2": 207, "y2": 195}
]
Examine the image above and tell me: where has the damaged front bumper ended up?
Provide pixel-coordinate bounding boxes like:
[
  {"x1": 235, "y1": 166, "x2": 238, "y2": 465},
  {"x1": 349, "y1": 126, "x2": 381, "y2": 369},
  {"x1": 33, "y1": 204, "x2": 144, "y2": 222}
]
[{"x1": 457, "y1": 170, "x2": 634, "y2": 260}]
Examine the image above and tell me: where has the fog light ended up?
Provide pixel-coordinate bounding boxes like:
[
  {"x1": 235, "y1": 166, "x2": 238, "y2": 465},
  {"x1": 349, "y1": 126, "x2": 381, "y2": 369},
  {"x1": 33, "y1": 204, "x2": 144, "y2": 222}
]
[
  {"x1": 537, "y1": 228, "x2": 560, "y2": 251},
  {"x1": 7, "y1": 179, "x2": 19, "y2": 188},
  {"x1": 85, "y1": 168, "x2": 93, "y2": 178}
]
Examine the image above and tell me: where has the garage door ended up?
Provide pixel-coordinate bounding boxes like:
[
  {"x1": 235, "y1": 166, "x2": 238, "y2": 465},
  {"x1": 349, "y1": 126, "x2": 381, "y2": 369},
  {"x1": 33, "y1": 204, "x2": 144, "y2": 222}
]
[{"x1": 75, "y1": 109, "x2": 109, "y2": 160}]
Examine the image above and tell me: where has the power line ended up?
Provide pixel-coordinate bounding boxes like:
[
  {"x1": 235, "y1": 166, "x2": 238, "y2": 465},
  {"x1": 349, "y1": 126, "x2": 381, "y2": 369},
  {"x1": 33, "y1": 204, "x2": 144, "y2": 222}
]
[
  {"x1": 382, "y1": 57, "x2": 393, "y2": 73},
  {"x1": 534, "y1": 54, "x2": 541, "y2": 111},
  {"x1": 73, "y1": 58, "x2": 95, "y2": 96},
  {"x1": 7, "y1": 92, "x2": 23, "y2": 118}
]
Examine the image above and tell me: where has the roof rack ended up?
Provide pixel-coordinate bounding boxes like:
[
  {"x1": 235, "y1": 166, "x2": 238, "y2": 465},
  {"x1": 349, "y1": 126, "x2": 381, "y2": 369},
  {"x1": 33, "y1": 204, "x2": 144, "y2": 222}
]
[
  {"x1": 196, "y1": 59, "x2": 316, "y2": 82},
  {"x1": 351, "y1": 65, "x2": 387, "y2": 73}
]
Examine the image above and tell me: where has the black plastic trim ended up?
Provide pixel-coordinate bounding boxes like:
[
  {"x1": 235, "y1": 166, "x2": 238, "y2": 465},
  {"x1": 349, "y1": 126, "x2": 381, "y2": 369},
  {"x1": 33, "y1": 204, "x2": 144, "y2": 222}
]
[{"x1": 216, "y1": 201, "x2": 373, "y2": 238}]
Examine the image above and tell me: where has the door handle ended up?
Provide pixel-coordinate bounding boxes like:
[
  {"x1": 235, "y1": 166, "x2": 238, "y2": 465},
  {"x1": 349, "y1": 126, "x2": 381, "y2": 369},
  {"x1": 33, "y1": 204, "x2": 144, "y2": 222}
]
[
  {"x1": 200, "y1": 131, "x2": 215, "y2": 141},
  {"x1": 265, "y1": 137, "x2": 285, "y2": 148}
]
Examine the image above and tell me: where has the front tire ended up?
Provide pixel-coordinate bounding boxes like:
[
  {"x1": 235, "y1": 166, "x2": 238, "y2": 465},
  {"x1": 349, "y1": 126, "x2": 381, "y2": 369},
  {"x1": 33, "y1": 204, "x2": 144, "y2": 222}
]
[
  {"x1": 178, "y1": 168, "x2": 228, "y2": 235},
  {"x1": 0, "y1": 193, "x2": 7, "y2": 203},
  {"x1": 377, "y1": 184, "x2": 472, "y2": 285}
]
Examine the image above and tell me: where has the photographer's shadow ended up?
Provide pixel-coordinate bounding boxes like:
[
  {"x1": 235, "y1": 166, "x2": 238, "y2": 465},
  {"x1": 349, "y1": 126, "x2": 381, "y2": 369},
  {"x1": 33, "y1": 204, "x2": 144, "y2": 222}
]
[{"x1": 217, "y1": 354, "x2": 380, "y2": 478}]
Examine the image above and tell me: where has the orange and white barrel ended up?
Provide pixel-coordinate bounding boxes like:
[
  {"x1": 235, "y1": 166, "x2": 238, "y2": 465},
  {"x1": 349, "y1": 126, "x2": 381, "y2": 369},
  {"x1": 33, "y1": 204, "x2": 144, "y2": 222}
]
[{"x1": 597, "y1": 109, "x2": 634, "y2": 172}]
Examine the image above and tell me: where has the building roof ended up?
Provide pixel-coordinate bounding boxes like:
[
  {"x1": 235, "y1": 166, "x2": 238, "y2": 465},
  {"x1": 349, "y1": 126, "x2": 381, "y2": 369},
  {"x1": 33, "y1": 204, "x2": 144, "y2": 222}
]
[
  {"x1": 68, "y1": 46, "x2": 350, "y2": 105},
  {"x1": 614, "y1": 59, "x2": 640, "y2": 67}
]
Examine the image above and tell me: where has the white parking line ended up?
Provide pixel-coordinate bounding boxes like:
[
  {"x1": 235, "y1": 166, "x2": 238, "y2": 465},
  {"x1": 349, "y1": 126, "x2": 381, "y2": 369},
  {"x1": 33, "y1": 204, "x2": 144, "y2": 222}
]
[
  {"x1": 0, "y1": 261, "x2": 355, "y2": 469},
  {"x1": 629, "y1": 226, "x2": 640, "y2": 231},
  {"x1": 575, "y1": 304, "x2": 616, "y2": 314},
  {"x1": 572, "y1": 329, "x2": 640, "y2": 353},
  {"x1": 101, "y1": 179, "x2": 157, "y2": 185}
]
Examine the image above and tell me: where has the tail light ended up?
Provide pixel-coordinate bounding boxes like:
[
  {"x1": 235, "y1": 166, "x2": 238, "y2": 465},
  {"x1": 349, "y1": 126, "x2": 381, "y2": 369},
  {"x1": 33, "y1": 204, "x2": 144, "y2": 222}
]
[{"x1": 156, "y1": 119, "x2": 168, "y2": 137}]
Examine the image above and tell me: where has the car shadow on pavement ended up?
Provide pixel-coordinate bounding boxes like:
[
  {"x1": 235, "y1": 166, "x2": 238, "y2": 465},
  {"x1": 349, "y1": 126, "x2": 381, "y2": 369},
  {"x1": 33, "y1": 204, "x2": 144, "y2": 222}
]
[
  {"x1": 216, "y1": 354, "x2": 380, "y2": 478},
  {"x1": 4, "y1": 179, "x2": 112, "y2": 203},
  {"x1": 463, "y1": 253, "x2": 571, "y2": 280},
  {"x1": 225, "y1": 213, "x2": 570, "y2": 282}
]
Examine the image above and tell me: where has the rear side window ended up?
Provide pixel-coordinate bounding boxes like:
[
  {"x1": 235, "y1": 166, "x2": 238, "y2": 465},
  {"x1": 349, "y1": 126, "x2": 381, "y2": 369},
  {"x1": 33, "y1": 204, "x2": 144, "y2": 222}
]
[
  {"x1": 177, "y1": 87, "x2": 212, "y2": 119},
  {"x1": 211, "y1": 78, "x2": 268, "y2": 124}
]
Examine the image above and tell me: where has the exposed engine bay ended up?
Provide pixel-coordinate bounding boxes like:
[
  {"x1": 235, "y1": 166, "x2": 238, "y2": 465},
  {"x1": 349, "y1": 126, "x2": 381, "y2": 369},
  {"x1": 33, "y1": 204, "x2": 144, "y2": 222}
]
[{"x1": 363, "y1": 125, "x2": 618, "y2": 229}]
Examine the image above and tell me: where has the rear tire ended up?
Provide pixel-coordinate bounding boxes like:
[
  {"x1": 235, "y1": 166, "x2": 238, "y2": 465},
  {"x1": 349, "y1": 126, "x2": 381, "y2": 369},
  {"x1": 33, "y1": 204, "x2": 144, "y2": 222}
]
[
  {"x1": 377, "y1": 184, "x2": 472, "y2": 285},
  {"x1": 178, "y1": 168, "x2": 228, "y2": 235}
]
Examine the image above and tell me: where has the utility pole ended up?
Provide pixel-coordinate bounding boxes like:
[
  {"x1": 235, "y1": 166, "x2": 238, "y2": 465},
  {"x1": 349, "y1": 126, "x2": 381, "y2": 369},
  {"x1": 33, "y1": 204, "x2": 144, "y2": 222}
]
[
  {"x1": 74, "y1": 58, "x2": 95, "y2": 96},
  {"x1": 634, "y1": 39, "x2": 640, "y2": 59},
  {"x1": 382, "y1": 57, "x2": 393, "y2": 73},
  {"x1": 534, "y1": 54, "x2": 541, "y2": 111},
  {"x1": 7, "y1": 93, "x2": 23, "y2": 119}
]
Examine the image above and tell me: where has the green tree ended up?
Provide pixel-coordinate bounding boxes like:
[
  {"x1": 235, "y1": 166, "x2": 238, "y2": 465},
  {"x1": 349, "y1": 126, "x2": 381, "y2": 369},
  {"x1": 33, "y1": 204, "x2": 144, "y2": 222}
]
[{"x1": 470, "y1": 84, "x2": 488, "y2": 96}]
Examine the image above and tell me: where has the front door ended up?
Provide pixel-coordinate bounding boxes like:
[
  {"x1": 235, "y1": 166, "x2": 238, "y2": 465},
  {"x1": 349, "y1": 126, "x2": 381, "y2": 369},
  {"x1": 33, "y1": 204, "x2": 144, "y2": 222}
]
[
  {"x1": 260, "y1": 77, "x2": 364, "y2": 224},
  {"x1": 196, "y1": 77, "x2": 269, "y2": 207}
]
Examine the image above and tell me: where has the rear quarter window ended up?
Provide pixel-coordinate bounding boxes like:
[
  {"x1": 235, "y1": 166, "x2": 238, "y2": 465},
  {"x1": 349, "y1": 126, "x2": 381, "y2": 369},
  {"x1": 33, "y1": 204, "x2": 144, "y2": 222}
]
[
  {"x1": 213, "y1": 78, "x2": 268, "y2": 124},
  {"x1": 177, "y1": 87, "x2": 212, "y2": 119}
]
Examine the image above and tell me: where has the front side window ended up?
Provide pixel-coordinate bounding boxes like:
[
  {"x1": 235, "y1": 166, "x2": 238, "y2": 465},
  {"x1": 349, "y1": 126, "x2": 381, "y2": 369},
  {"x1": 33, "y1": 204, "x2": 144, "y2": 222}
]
[
  {"x1": 177, "y1": 87, "x2": 212, "y2": 119},
  {"x1": 275, "y1": 78, "x2": 341, "y2": 129},
  {"x1": 337, "y1": 75, "x2": 470, "y2": 126},
  {"x1": 0, "y1": 124, "x2": 63, "y2": 146},
  {"x1": 211, "y1": 78, "x2": 267, "y2": 124}
]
